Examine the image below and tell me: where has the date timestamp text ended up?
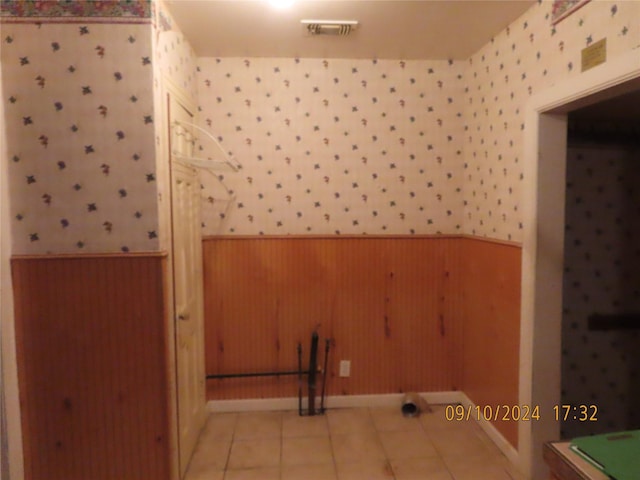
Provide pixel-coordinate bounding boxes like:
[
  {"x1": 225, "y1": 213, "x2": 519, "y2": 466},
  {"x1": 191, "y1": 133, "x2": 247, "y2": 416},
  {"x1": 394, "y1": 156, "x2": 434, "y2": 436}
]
[
  {"x1": 445, "y1": 404, "x2": 599, "y2": 422},
  {"x1": 445, "y1": 404, "x2": 541, "y2": 422}
]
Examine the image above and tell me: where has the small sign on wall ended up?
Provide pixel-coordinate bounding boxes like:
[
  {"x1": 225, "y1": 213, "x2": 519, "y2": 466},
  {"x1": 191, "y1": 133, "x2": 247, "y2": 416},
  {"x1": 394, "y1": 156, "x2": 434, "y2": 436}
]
[{"x1": 581, "y1": 38, "x2": 607, "y2": 72}]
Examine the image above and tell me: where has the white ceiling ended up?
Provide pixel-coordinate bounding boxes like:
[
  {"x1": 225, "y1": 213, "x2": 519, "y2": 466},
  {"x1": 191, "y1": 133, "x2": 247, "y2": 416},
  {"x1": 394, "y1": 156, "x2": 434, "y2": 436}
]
[{"x1": 165, "y1": 0, "x2": 536, "y2": 60}]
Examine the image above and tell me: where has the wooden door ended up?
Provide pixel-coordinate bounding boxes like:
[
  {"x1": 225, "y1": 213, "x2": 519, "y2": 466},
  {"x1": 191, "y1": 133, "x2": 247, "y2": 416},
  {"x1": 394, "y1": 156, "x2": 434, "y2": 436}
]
[{"x1": 168, "y1": 93, "x2": 206, "y2": 477}]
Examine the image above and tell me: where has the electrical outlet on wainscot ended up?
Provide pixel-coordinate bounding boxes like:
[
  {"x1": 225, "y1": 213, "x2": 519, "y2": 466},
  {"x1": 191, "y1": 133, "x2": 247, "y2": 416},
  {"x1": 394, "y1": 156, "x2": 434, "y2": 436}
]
[{"x1": 339, "y1": 360, "x2": 351, "y2": 377}]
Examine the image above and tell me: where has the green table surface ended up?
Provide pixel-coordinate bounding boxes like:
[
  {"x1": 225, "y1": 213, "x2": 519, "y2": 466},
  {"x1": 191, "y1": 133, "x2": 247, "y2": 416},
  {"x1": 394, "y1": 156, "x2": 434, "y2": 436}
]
[{"x1": 570, "y1": 430, "x2": 640, "y2": 480}]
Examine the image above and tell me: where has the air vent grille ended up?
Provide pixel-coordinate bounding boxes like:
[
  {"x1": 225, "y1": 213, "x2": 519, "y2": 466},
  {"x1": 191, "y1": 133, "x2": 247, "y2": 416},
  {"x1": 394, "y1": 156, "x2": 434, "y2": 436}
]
[{"x1": 301, "y1": 19, "x2": 358, "y2": 36}]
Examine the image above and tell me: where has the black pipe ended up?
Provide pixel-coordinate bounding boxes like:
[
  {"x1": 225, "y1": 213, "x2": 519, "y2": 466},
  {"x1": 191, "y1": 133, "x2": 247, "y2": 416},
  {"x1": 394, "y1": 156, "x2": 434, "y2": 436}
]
[
  {"x1": 206, "y1": 370, "x2": 308, "y2": 380},
  {"x1": 588, "y1": 313, "x2": 640, "y2": 330},
  {"x1": 297, "y1": 342, "x2": 303, "y2": 416},
  {"x1": 308, "y1": 331, "x2": 319, "y2": 416},
  {"x1": 320, "y1": 338, "x2": 330, "y2": 413}
]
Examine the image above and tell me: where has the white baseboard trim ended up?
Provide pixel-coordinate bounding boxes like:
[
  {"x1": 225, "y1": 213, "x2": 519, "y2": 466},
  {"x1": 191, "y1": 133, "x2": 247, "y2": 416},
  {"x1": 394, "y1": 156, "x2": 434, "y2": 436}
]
[
  {"x1": 457, "y1": 392, "x2": 520, "y2": 467},
  {"x1": 207, "y1": 391, "x2": 465, "y2": 414},
  {"x1": 207, "y1": 391, "x2": 519, "y2": 469}
]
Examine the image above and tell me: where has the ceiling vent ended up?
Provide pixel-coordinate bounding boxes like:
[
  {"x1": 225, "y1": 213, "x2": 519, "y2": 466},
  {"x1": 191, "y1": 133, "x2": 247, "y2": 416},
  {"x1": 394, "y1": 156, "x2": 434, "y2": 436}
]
[{"x1": 301, "y1": 19, "x2": 358, "y2": 36}]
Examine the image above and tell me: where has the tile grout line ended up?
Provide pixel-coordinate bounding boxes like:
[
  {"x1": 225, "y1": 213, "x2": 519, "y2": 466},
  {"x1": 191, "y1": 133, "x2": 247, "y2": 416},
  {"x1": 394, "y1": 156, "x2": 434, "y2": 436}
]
[
  {"x1": 326, "y1": 411, "x2": 339, "y2": 480},
  {"x1": 222, "y1": 412, "x2": 239, "y2": 479},
  {"x1": 368, "y1": 406, "x2": 396, "y2": 480},
  {"x1": 419, "y1": 408, "x2": 456, "y2": 480},
  {"x1": 279, "y1": 411, "x2": 283, "y2": 480},
  {"x1": 193, "y1": 406, "x2": 517, "y2": 480}
]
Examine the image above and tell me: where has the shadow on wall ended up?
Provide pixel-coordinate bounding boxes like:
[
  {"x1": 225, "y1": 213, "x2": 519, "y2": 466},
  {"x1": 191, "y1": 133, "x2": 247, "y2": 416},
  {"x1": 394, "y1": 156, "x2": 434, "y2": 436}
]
[
  {"x1": 622, "y1": 332, "x2": 640, "y2": 431},
  {"x1": 621, "y1": 153, "x2": 640, "y2": 432},
  {"x1": 561, "y1": 143, "x2": 640, "y2": 438}
]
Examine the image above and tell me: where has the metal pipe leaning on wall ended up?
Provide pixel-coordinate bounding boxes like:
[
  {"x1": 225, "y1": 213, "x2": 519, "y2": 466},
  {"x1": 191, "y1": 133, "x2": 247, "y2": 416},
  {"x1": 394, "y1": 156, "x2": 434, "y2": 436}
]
[
  {"x1": 307, "y1": 331, "x2": 319, "y2": 416},
  {"x1": 401, "y1": 392, "x2": 432, "y2": 417},
  {"x1": 320, "y1": 338, "x2": 330, "y2": 414},
  {"x1": 298, "y1": 331, "x2": 330, "y2": 416},
  {"x1": 205, "y1": 331, "x2": 330, "y2": 416},
  {"x1": 298, "y1": 342, "x2": 303, "y2": 416}
]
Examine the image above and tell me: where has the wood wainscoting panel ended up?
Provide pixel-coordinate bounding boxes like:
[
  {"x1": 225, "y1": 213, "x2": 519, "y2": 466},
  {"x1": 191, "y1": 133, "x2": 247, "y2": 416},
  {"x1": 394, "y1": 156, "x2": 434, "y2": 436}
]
[
  {"x1": 202, "y1": 236, "x2": 465, "y2": 401},
  {"x1": 203, "y1": 236, "x2": 521, "y2": 449},
  {"x1": 460, "y1": 237, "x2": 522, "y2": 448},
  {"x1": 12, "y1": 254, "x2": 172, "y2": 480}
]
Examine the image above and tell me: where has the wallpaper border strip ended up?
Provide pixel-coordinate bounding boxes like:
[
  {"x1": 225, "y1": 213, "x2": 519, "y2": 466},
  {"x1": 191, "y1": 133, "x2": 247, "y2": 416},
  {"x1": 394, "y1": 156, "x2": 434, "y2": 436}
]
[
  {"x1": 551, "y1": 0, "x2": 591, "y2": 25},
  {"x1": 0, "y1": 16, "x2": 151, "y2": 24},
  {"x1": 0, "y1": 0, "x2": 151, "y2": 21}
]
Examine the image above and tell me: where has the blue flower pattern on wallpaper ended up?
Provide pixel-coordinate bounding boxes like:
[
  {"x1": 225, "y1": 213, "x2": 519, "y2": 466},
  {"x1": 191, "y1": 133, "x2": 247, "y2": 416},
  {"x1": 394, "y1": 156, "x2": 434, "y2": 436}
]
[
  {"x1": 464, "y1": 0, "x2": 639, "y2": 242},
  {"x1": 197, "y1": 58, "x2": 465, "y2": 236},
  {"x1": 188, "y1": 0, "x2": 639, "y2": 240},
  {"x1": 2, "y1": 22, "x2": 158, "y2": 254},
  {"x1": 153, "y1": 3, "x2": 198, "y2": 101},
  {"x1": 2, "y1": 0, "x2": 638, "y2": 250}
]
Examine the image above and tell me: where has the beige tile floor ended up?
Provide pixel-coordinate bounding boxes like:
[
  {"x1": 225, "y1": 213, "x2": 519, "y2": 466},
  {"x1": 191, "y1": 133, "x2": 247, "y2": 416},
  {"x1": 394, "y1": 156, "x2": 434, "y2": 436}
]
[{"x1": 185, "y1": 405, "x2": 527, "y2": 480}]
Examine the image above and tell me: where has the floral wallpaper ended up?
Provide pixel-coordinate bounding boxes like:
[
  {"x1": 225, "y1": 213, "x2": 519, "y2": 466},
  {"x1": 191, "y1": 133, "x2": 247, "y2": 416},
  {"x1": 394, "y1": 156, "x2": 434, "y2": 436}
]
[
  {"x1": 1, "y1": 20, "x2": 158, "y2": 254},
  {"x1": 194, "y1": 0, "x2": 639, "y2": 239},
  {"x1": 197, "y1": 58, "x2": 465, "y2": 236},
  {"x1": 2, "y1": 0, "x2": 639, "y2": 250},
  {"x1": 562, "y1": 144, "x2": 640, "y2": 438},
  {"x1": 151, "y1": 0, "x2": 199, "y2": 251},
  {"x1": 464, "y1": 0, "x2": 640, "y2": 242},
  {"x1": 153, "y1": 0, "x2": 198, "y2": 101}
]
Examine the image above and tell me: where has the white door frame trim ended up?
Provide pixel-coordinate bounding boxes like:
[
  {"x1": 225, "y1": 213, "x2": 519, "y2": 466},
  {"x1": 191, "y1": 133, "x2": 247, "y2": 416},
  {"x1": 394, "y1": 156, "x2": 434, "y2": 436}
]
[
  {"x1": 519, "y1": 50, "x2": 640, "y2": 480},
  {"x1": 1, "y1": 65, "x2": 25, "y2": 480}
]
